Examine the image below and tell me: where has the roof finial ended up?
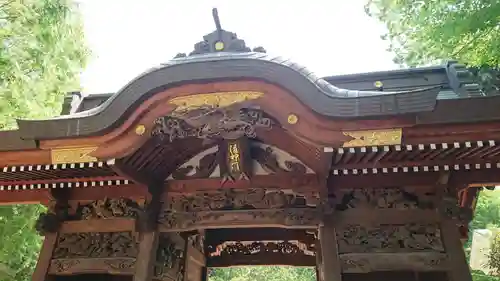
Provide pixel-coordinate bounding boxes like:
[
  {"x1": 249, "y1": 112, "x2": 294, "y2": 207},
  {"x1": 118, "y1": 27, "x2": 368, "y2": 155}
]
[
  {"x1": 212, "y1": 8, "x2": 222, "y2": 31},
  {"x1": 174, "y1": 8, "x2": 266, "y2": 58}
]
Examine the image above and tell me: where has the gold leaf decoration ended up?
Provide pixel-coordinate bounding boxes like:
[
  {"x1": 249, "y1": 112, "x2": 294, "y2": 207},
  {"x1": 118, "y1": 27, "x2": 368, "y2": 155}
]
[
  {"x1": 168, "y1": 91, "x2": 264, "y2": 114},
  {"x1": 342, "y1": 129, "x2": 402, "y2": 147},
  {"x1": 51, "y1": 147, "x2": 98, "y2": 164}
]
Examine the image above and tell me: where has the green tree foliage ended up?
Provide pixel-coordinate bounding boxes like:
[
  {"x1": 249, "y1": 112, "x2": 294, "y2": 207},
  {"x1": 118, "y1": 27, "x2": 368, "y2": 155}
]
[
  {"x1": 0, "y1": 0, "x2": 88, "y2": 280},
  {"x1": 209, "y1": 266, "x2": 316, "y2": 281},
  {"x1": 0, "y1": 0, "x2": 88, "y2": 129},
  {"x1": 365, "y1": 0, "x2": 500, "y2": 95},
  {"x1": 365, "y1": 0, "x2": 500, "y2": 67},
  {"x1": 488, "y1": 232, "x2": 500, "y2": 276}
]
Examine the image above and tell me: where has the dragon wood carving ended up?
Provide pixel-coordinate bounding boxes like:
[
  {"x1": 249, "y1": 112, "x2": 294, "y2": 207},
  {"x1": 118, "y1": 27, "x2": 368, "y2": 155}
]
[
  {"x1": 333, "y1": 188, "x2": 436, "y2": 211},
  {"x1": 154, "y1": 233, "x2": 185, "y2": 281},
  {"x1": 209, "y1": 240, "x2": 315, "y2": 257},
  {"x1": 152, "y1": 108, "x2": 273, "y2": 142},
  {"x1": 74, "y1": 198, "x2": 142, "y2": 220},
  {"x1": 165, "y1": 189, "x2": 320, "y2": 212},
  {"x1": 49, "y1": 232, "x2": 139, "y2": 274},
  {"x1": 158, "y1": 208, "x2": 320, "y2": 231},
  {"x1": 336, "y1": 224, "x2": 444, "y2": 253}
]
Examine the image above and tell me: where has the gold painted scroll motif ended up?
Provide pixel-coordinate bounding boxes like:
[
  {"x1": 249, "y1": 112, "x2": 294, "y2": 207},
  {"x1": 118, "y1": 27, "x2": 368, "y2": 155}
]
[
  {"x1": 50, "y1": 146, "x2": 98, "y2": 164},
  {"x1": 168, "y1": 91, "x2": 263, "y2": 114},
  {"x1": 341, "y1": 128, "x2": 402, "y2": 147}
]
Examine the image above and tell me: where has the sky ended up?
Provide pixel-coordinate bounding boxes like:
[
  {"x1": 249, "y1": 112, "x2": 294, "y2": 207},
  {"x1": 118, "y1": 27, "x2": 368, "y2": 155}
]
[{"x1": 78, "y1": 0, "x2": 399, "y2": 94}]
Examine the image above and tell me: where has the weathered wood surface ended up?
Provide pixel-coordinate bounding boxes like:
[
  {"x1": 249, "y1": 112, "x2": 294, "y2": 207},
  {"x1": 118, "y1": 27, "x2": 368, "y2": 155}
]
[
  {"x1": 339, "y1": 252, "x2": 449, "y2": 273},
  {"x1": 59, "y1": 219, "x2": 136, "y2": 233}
]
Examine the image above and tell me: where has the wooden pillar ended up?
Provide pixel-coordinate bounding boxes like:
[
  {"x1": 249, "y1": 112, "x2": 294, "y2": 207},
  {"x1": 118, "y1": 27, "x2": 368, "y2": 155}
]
[
  {"x1": 315, "y1": 236, "x2": 324, "y2": 281},
  {"x1": 441, "y1": 219, "x2": 473, "y2": 281},
  {"x1": 134, "y1": 231, "x2": 159, "y2": 281},
  {"x1": 318, "y1": 147, "x2": 341, "y2": 281},
  {"x1": 32, "y1": 233, "x2": 58, "y2": 281},
  {"x1": 133, "y1": 183, "x2": 163, "y2": 281},
  {"x1": 318, "y1": 220, "x2": 342, "y2": 281},
  {"x1": 32, "y1": 189, "x2": 70, "y2": 281}
]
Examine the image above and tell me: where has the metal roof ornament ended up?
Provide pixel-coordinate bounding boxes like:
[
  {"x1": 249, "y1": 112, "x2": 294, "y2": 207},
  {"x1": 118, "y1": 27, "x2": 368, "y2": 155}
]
[{"x1": 174, "y1": 8, "x2": 266, "y2": 58}]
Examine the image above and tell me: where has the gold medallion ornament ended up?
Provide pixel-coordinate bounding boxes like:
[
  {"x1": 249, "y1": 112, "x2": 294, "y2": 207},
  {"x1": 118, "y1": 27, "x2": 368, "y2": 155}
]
[
  {"x1": 374, "y1": 81, "x2": 384, "y2": 88},
  {"x1": 215, "y1": 41, "x2": 225, "y2": 51},
  {"x1": 135, "y1": 125, "x2": 146, "y2": 136},
  {"x1": 287, "y1": 114, "x2": 299, "y2": 125}
]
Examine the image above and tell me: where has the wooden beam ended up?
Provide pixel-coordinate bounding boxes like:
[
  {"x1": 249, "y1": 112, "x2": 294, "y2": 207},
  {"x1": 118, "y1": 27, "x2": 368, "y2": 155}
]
[
  {"x1": 330, "y1": 169, "x2": 500, "y2": 189},
  {"x1": 32, "y1": 233, "x2": 58, "y2": 281},
  {"x1": 0, "y1": 189, "x2": 50, "y2": 205},
  {"x1": 166, "y1": 174, "x2": 320, "y2": 194},
  {"x1": 0, "y1": 150, "x2": 51, "y2": 167},
  {"x1": 208, "y1": 252, "x2": 315, "y2": 267},
  {"x1": 332, "y1": 209, "x2": 440, "y2": 226},
  {"x1": 206, "y1": 228, "x2": 316, "y2": 246},
  {"x1": 59, "y1": 219, "x2": 136, "y2": 233}
]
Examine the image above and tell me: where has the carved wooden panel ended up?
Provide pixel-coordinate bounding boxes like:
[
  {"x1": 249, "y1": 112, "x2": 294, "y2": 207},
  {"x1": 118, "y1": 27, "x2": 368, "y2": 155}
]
[
  {"x1": 336, "y1": 224, "x2": 444, "y2": 253},
  {"x1": 333, "y1": 188, "x2": 436, "y2": 211},
  {"x1": 152, "y1": 108, "x2": 273, "y2": 142},
  {"x1": 165, "y1": 189, "x2": 320, "y2": 212},
  {"x1": 72, "y1": 198, "x2": 143, "y2": 220},
  {"x1": 154, "y1": 233, "x2": 185, "y2": 281},
  {"x1": 49, "y1": 232, "x2": 139, "y2": 275},
  {"x1": 158, "y1": 208, "x2": 320, "y2": 232},
  {"x1": 188, "y1": 232, "x2": 205, "y2": 255},
  {"x1": 340, "y1": 252, "x2": 448, "y2": 273},
  {"x1": 207, "y1": 240, "x2": 315, "y2": 267}
]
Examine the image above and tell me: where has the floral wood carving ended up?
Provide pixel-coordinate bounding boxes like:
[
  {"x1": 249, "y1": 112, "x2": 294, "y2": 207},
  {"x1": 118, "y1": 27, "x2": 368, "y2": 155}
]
[
  {"x1": 52, "y1": 232, "x2": 139, "y2": 259},
  {"x1": 103, "y1": 259, "x2": 136, "y2": 270},
  {"x1": 158, "y1": 209, "x2": 320, "y2": 231},
  {"x1": 152, "y1": 108, "x2": 272, "y2": 142},
  {"x1": 154, "y1": 233, "x2": 185, "y2": 281},
  {"x1": 334, "y1": 188, "x2": 435, "y2": 211},
  {"x1": 74, "y1": 198, "x2": 142, "y2": 220},
  {"x1": 440, "y1": 197, "x2": 473, "y2": 225},
  {"x1": 336, "y1": 224, "x2": 444, "y2": 253},
  {"x1": 165, "y1": 189, "x2": 320, "y2": 212},
  {"x1": 51, "y1": 259, "x2": 80, "y2": 273},
  {"x1": 189, "y1": 233, "x2": 205, "y2": 254}
]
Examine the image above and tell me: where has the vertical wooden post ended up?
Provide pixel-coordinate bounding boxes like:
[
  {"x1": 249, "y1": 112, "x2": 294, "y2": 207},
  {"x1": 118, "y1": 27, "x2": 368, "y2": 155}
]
[
  {"x1": 319, "y1": 221, "x2": 342, "y2": 281},
  {"x1": 32, "y1": 233, "x2": 58, "y2": 281},
  {"x1": 134, "y1": 231, "x2": 160, "y2": 281},
  {"x1": 441, "y1": 219, "x2": 473, "y2": 281},
  {"x1": 317, "y1": 147, "x2": 341, "y2": 281},
  {"x1": 315, "y1": 236, "x2": 324, "y2": 281},
  {"x1": 134, "y1": 182, "x2": 163, "y2": 281}
]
